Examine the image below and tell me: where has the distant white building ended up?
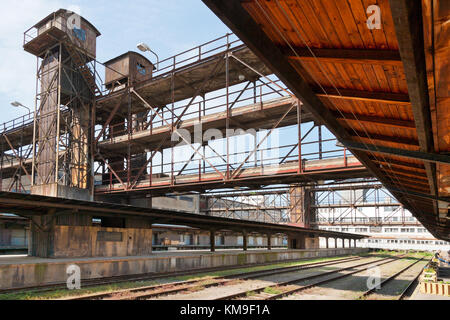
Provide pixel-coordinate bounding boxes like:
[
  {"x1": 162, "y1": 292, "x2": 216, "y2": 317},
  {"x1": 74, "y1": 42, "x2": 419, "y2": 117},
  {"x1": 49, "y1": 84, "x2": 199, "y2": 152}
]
[{"x1": 314, "y1": 188, "x2": 450, "y2": 251}]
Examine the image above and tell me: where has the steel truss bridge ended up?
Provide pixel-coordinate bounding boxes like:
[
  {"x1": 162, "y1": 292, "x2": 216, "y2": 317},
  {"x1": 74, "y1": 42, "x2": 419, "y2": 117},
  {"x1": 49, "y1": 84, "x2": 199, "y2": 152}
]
[
  {"x1": 1, "y1": 34, "x2": 370, "y2": 198},
  {"x1": 200, "y1": 181, "x2": 416, "y2": 228}
]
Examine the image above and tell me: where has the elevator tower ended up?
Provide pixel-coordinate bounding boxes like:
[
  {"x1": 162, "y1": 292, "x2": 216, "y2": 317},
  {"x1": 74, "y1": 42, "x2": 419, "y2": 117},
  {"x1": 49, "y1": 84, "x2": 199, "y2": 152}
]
[{"x1": 23, "y1": 9, "x2": 101, "y2": 200}]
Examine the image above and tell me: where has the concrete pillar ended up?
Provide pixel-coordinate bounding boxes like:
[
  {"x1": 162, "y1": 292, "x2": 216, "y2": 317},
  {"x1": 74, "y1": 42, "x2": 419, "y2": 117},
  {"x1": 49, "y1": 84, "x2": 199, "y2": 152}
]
[
  {"x1": 326, "y1": 237, "x2": 329, "y2": 249},
  {"x1": 305, "y1": 236, "x2": 319, "y2": 249},
  {"x1": 334, "y1": 238, "x2": 338, "y2": 248},
  {"x1": 289, "y1": 185, "x2": 314, "y2": 228},
  {"x1": 210, "y1": 230, "x2": 216, "y2": 252},
  {"x1": 243, "y1": 232, "x2": 248, "y2": 251},
  {"x1": 354, "y1": 239, "x2": 357, "y2": 248},
  {"x1": 267, "y1": 234, "x2": 272, "y2": 251}
]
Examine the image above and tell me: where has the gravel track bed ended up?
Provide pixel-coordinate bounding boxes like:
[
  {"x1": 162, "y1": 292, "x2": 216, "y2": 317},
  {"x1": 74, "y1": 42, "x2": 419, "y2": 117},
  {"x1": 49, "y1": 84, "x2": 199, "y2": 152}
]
[
  {"x1": 366, "y1": 260, "x2": 428, "y2": 300},
  {"x1": 149, "y1": 256, "x2": 383, "y2": 300},
  {"x1": 282, "y1": 256, "x2": 417, "y2": 300}
]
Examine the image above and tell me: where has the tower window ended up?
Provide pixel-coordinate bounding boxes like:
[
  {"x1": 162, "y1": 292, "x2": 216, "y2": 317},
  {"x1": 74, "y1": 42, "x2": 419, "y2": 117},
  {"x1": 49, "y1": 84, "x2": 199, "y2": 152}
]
[
  {"x1": 137, "y1": 63, "x2": 146, "y2": 75},
  {"x1": 73, "y1": 27, "x2": 86, "y2": 42}
]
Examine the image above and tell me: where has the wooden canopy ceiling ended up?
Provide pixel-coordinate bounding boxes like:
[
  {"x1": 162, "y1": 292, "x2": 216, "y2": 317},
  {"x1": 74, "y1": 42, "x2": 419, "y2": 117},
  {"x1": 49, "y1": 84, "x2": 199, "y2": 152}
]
[{"x1": 202, "y1": 0, "x2": 450, "y2": 240}]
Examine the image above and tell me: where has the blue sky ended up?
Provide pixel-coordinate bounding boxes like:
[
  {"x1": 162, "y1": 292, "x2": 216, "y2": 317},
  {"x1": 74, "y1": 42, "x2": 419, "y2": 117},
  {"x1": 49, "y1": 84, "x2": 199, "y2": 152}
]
[{"x1": 0, "y1": 0, "x2": 230, "y2": 122}]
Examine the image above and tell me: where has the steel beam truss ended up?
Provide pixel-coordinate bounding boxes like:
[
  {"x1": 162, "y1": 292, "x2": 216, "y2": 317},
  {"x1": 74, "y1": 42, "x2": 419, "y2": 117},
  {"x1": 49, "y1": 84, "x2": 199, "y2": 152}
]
[
  {"x1": 201, "y1": 182, "x2": 419, "y2": 228},
  {"x1": 310, "y1": 183, "x2": 420, "y2": 227},
  {"x1": 92, "y1": 34, "x2": 362, "y2": 195},
  {"x1": 202, "y1": 189, "x2": 291, "y2": 224},
  {"x1": 0, "y1": 113, "x2": 34, "y2": 193},
  {"x1": 2, "y1": 34, "x2": 366, "y2": 196}
]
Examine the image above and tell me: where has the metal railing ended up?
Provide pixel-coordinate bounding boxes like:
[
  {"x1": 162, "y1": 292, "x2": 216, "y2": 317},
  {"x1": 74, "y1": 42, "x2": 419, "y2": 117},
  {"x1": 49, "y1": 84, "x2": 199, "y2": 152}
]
[
  {"x1": 95, "y1": 134, "x2": 354, "y2": 192},
  {"x1": 0, "y1": 112, "x2": 34, "y2": 134},
  {"x1": 95, "y1": 79, "x2": 290, "y2": 141},
  {"x1": 152, "y1": 33, "x2": 242, "y2": 78}
]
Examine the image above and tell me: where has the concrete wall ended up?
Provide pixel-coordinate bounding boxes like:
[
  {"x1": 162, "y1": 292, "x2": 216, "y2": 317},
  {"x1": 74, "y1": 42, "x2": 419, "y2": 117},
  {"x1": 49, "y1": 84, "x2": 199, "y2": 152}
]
[
  {"x1": 31, "y1": 225, "x2": 152, "y2": 258},
  {"x1": 0, "y1": 248, "x2": 368, "y2": 290},
  {"x1": 152, "y1": 195, "x2": 200, "y2": 213},
  {"x1": 31, "y1": 184, "x2": 92, "y2": 201},
  {"x1": 54, "y1": 226, "x2": 152, "y2": 258}
]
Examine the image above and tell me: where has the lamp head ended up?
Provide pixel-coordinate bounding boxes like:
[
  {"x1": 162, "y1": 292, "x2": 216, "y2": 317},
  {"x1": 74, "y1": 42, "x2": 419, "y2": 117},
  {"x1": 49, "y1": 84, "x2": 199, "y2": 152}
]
[
  {"x1": 137, "y1": 42, "x2": 151, "y2": 53},
  {"x1": 11, "y1": 101, "x2": 22, "y2": 107}
]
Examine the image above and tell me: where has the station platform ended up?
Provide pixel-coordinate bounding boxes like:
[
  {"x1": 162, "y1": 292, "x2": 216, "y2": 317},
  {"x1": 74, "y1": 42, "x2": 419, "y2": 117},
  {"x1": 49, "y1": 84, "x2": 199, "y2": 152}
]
[{"x1": 0, "y1": 247, "x2": 367, "y2": 290}]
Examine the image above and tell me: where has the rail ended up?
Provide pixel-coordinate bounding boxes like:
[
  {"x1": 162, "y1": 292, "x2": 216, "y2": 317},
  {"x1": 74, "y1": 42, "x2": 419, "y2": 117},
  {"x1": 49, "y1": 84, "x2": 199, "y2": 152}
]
[
  {"x1": 95, "y1": 136, "x2": 355, "y2": 191},
  {"x1": 94, "y1": 77, "x2": 290, "y2": 141},
  {"x1": 153, "y1": 33, "x2": 242, "y2": 78},
  {"x1": 0, "y1": 112, "x2": 34, "y2": 134}
]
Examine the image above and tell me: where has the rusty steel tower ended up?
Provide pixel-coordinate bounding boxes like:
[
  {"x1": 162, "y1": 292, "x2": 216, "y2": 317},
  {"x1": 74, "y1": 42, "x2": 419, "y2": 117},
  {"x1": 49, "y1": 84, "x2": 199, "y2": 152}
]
[{"x1": 23, "y1": 9, "x2": 101, "y2": 200}]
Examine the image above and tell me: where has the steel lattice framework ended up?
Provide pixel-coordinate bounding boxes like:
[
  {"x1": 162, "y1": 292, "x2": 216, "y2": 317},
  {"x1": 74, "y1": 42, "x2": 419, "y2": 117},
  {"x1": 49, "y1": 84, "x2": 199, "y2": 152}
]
[
  {"x1": 1, "y1": 33, "x2": 370, "y2": 199},
  {"x1": 200, "y1": 181, "x2": 415, "y2": 228},
  {"x1": 310, "y1": 183, "x2": 416, "y2": 227}
]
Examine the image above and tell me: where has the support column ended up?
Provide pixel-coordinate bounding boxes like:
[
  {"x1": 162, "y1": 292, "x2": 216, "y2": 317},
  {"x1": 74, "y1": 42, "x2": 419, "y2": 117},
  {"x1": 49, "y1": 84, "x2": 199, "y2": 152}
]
[
  {"x1": 267, "y1": 234, "x2": 272, "y2": 251},
  {"x1": 210, "y1": 230, "x2": 216, "y2": 252},
  {"x1": 334, "y1": 238, "x2": 338, "y2": 249},
  {"x1": 289, "y1": 185, "x2": 315, "y2": 228},
  {"x1": 326, "y1": 237, "x2": 329, "y2": 249},
  {"x1": 243, "y1": 231, "x2": 248, "y2": 251},
  {"x1": 305, "y1": 235, "x2": 319, "y2": 249},
  {"x1": 354, "y1": 239, "x2": 357, "y2": 248}
]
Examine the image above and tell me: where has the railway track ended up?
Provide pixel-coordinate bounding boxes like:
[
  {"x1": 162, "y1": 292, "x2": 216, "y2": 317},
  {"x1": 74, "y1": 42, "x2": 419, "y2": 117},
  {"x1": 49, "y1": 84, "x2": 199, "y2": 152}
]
[
  {"x1": 0, "y1": 255, "x2": 358, "y2": 296},
  {"x1": 67, "y1": 255, "x2": 365, "y2": 300},
  {"x1": 397, "y1": 258, "x2": 432, "y2": 300},
  {"x1": 215, "y1": 254, "x2": 407, "y2": 300},
  {"x1": 357, "y1": 256, "x2": 428, "y2": 300}
]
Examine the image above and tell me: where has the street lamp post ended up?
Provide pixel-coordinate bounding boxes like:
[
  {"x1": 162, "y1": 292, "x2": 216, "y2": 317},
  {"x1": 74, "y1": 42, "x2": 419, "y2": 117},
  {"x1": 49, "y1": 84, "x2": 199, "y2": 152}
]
[
  {"x1": 137, "y1": 42, "x2": 160, "y2": 71},
  {"x1": 11, "y1": 101, "x2": 31, "y2": 114}
]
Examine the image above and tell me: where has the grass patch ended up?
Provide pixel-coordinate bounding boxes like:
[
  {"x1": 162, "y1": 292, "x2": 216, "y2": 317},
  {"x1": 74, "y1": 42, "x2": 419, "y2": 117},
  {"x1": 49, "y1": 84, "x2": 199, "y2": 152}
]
[
  {"x1": 186, "y1": 285, "x2": 205, "y2": 293},
  {"x1": 0, "y1": 279, "x2": 159, "y2": 301},
  {"x1": 263, "y1": 287, "x2": 283, "y2": 295},
  {"x1": 246, "y1": 291, "x2": 256, "y2": 297}
]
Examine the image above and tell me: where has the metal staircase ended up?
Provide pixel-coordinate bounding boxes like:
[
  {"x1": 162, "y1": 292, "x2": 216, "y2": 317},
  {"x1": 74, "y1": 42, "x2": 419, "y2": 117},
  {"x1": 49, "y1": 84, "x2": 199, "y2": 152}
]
[{"x1": 64, "y1": 37, "x2": 103, "y2": 97}]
